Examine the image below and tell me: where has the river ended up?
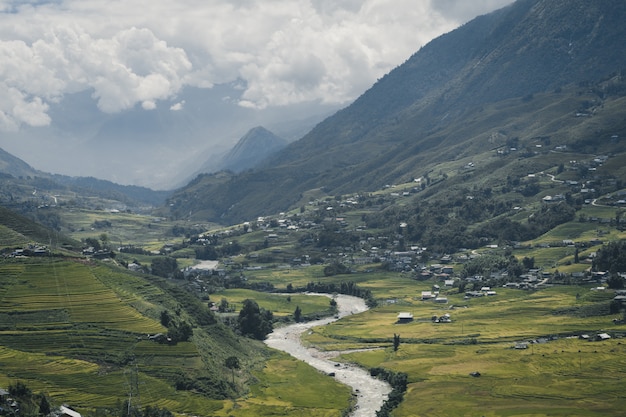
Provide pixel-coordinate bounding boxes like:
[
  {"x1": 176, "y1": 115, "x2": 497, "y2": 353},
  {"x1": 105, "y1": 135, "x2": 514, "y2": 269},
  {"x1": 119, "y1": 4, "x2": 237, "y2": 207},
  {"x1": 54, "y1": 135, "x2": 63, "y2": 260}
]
[{"x1": 264, "y1": 294, "x2": 391, "y2": 417}]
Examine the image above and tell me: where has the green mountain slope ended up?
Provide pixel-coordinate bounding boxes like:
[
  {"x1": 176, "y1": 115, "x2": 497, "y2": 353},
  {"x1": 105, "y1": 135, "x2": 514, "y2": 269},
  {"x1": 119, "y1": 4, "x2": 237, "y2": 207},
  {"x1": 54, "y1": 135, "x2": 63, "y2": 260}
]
[
  {"x1": 166, "y1": 0, "x2": 626, "y2": 224},
  {"x1": 0, "y1": 205, "x2": 79, "y2": 250}
]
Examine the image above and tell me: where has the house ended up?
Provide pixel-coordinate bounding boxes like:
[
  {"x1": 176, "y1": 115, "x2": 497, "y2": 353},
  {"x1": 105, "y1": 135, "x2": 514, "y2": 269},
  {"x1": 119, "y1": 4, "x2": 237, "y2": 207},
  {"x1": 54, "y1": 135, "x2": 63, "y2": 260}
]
[
  {"x1": 434, "y1": 297, "x2": 448, "y2": 304},
  {"x1": 595, "y1": 333, "x2": 611, "y2": 341},
  {"x1": 396, "y1": 312, "x2": 413, "y2": 323},
  {"x1": 421, "y1": 291, "x2": 433, "y2": 300},
  {"x1": 60, "y1": 405, "x2": 82, "y2": 417},
  {"x1": 432, "y1": 313, "x2": 451, "y2": 323}
]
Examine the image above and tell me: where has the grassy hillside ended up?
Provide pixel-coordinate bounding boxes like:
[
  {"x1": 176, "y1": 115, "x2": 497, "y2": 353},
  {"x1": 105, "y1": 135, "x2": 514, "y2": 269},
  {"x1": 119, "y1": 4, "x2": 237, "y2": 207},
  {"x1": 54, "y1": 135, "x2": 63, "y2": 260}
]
[
  {"x1": 0, "y1": 205, "x2": 79, "y2": 251},
  {"x1": 0, "y1": 195, "x2": 356, "y2": 417},
  {"x1": 165, "y1": 74, "x2": 626, "y2": 225}
]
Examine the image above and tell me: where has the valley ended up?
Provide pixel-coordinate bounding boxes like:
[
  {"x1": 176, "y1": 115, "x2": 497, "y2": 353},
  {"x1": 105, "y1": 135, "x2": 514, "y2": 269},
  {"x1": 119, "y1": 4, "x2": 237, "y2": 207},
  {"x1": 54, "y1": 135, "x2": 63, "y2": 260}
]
[
  {"x1": 2, "y1": 156, "x2": 626, "y2": 415},
  {"x1": 2, "y1": 1, "x2": 626, "y2": 415}
]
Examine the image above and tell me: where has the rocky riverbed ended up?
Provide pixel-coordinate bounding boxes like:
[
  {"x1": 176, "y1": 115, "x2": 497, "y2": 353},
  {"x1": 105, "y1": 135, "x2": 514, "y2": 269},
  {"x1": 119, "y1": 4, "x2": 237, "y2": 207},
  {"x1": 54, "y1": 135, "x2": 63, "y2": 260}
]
[{"x1": 264, "y1": 294, "x2": 391, "y2": 417}]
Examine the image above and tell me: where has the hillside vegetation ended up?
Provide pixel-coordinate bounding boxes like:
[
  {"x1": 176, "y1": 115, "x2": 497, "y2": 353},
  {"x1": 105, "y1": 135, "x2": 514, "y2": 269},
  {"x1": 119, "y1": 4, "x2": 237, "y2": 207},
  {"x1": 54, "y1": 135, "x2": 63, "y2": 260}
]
[
  {"x1": 3, "y1": 0, "x2": 626, "y2": 415},
  {"x1": 163, "y1": 0, "x2": 626, "y2": 225},
  {"x1": 0, "y1": 203, "x2": 360, "y2": 416}
]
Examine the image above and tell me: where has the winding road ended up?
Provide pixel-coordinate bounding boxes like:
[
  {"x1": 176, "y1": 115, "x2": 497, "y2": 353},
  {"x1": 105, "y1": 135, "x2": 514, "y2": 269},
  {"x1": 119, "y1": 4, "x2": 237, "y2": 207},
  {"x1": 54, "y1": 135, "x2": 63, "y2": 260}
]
[{"x1": 264, "y1": 294, "x2": 391, "y2": 417}]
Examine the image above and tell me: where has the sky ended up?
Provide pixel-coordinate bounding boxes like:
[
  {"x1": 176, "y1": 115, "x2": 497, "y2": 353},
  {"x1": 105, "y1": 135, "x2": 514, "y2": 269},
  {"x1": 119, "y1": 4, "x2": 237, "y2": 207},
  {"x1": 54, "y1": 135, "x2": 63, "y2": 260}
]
[{"x1": 0, "y1": 0, "x2": 514, "y2": 188}]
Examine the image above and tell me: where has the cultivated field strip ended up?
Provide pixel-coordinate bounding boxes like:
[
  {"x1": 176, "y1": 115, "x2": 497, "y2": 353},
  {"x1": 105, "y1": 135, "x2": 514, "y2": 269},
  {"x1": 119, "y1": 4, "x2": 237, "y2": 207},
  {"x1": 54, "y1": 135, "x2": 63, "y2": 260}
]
[
  {"x1": 0, "y1": 260, "x2": 163, "y2": 333},
  {"x1": 0, "y1": 344, "x2": 223, "y2": 413},
  {"x1": 0, "y1": 225, "x2": 28, "y2": 248}
]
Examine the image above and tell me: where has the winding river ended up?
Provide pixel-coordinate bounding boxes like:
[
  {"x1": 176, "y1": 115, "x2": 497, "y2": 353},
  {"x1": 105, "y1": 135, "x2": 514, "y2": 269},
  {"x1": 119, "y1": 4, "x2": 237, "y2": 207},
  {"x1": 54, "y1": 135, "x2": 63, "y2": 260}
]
[{"x1": 264, "y1": 294, "x2": 391, "y2": 417}]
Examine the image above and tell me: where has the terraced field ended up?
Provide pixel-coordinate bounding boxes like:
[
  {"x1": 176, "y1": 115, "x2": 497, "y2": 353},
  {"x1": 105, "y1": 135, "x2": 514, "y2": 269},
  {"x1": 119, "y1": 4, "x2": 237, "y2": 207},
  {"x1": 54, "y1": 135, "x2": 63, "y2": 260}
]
[
  {"x1": 0, "y1": 258, "x2": 225, "y2": 413},
  {"x1": 0, "y1": 260, "x2": 163, "y2": 333},
  {"x1": 0, "y1": 257, "x2": 355, "y2": 416}
]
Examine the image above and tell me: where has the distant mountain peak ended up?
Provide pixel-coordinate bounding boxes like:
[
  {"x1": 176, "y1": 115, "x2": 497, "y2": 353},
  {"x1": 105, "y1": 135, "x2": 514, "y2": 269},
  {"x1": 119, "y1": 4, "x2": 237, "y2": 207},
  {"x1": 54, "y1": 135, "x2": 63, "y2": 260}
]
[
  {"x1": 228, "y1": 126, "x2": 286, "y2": 158},
  {"x1": 200, "y1": 126, "x2": 288, "y2": 174}
]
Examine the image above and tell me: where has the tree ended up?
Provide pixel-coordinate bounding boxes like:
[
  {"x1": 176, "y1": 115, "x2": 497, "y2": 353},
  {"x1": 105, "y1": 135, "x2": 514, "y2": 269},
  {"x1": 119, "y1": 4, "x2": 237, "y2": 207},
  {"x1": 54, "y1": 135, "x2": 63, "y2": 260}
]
[
  {"x1": 84, "y1": 237, "x2": 101, "y2": 251},
  {"x1": 607, "y1": 274, "x2": 624, "y2": 290},
  {"x1": 238, "y1": 299, "x2": 273, "y2": 340},
  {"x1": 225, "y1": 356, "x2": 240, "y2": 385},
  {"x1": 176, "y1": 321, "x2": 193, "y2": 342},
  {"x1": 393, "y1": 333, "x2": 401, "y2": 351},
  {"x1": 39, "y1": 393, "x2": 51, "y2": 416},
  {"x1": 9, "y1": 381, "x2": 32, "y2": 397},
  {"x1": 151, "y1": 257, "x2": 179, "y2": 278},
  {"x1": 294, "y1": 305, "x2": 302, "y2": 322},
  {"x1": 100, "y1": 233, "x2": 109, "y2": 249},
  {"x1": 522, "y1": 256, "x2": 535, "y2": 270},
  {"x1": 160, "y1": 310, "x2": 171, "y2": 327},
  {"x1": 219, "y1": 298, "x2": 230, "y2": 313},
  {"x1": 323, "y1": 262, "x2": 350, "y2": 276}
]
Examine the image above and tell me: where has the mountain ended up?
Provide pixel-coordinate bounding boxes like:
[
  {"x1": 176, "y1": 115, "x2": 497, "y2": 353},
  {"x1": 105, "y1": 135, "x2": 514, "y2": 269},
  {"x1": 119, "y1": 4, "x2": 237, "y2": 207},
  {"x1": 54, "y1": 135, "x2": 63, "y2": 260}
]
[
  {"x1": 0, "y1": 82, "x2": 340, "y2": 190},
  {"x1": 196, "y1": 126, "x2": 288, "y2": 175},
  {"x1": 0, "y1": 147, "x2": 40, "y2": 179},
  {"x1": 220, "y1": 126, "x2": 288, "y2": 172},
  {"x1": 165, "y1": 0, "x2": 626, "y2": 224},
  {"x1": 0, "y1": 147, "x2": 169, "y2": 209}
]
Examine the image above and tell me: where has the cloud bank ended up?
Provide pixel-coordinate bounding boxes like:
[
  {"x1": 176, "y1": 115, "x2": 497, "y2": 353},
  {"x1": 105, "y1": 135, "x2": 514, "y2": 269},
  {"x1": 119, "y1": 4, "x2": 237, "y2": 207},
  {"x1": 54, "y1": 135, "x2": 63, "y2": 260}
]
[{"x1": 0, "y1": 0, "x2": 514, "y2": 130}]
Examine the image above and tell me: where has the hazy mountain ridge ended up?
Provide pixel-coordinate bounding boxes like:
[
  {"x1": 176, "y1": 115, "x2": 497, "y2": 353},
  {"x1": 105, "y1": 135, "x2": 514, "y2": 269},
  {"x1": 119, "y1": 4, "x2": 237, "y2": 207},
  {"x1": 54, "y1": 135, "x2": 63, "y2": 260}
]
[
  {"x1": 196, "y1": 126, "x2": 288, "y2": 175},
  {"x1": 0, "y1": 148, "x2": 170, "y2": 209},
  {"x1": 0, "y1": 147, "x2": 40, "y2": 179},
  {"x1": 165, "y1": 0, "x2": 626, "y2": 224}
]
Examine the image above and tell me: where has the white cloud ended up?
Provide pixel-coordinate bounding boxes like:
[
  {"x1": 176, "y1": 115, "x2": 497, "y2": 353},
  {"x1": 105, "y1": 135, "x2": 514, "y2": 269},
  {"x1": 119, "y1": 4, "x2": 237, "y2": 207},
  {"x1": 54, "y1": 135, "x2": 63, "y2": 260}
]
[
  {"x1": 0, "y1": 0, "x2": 513, "y2": 129},
  {"x1": 0, "y1": 84, "x2": 50, "y2": 130},
  {"x1": 170, "y1": 100, "x2": 185, "y2": 111}
]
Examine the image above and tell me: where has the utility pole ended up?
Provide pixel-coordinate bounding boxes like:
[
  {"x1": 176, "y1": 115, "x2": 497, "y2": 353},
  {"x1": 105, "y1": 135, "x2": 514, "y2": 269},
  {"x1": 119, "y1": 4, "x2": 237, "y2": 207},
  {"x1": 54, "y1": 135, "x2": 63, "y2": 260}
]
[{"x1": 125, "y1": 361, "x2": 140, "y2": 415}]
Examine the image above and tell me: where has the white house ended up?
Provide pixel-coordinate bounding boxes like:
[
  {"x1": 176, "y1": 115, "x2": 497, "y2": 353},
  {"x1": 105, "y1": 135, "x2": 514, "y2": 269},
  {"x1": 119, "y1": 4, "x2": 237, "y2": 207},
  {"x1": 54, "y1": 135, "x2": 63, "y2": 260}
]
[
  {"x1": 59, "y1": 405, "x2": 82, "y2": 417},
  {"x1": 397, "y1": 312, "x2": 414, "y2": 323}
]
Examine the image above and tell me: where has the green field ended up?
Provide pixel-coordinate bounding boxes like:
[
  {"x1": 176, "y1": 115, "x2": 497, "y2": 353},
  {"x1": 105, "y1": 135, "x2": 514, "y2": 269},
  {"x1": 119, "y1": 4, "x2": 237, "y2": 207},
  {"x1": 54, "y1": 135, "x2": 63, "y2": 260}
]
[
  {"x1": 213, "y1": 351, "x2": 352, "y2": 417},
  {"x1": 341, "y1": 338, "x2": 626, "y2": 417},
  {"x1": 215, "y1": 288, "x2": 334, "y2": 317},
  {"x1": 59, "y1": 209, "x2": 179, "y2": 250},
  {"x1": 294, "y1": 281, "x2": 626, "y2": 416},
  {"x1": 4, "y1": 202, "x2": 626, "y2": 416},
  {"x1": 0, "y1": 257, "x2": 353, "y2": 416}
]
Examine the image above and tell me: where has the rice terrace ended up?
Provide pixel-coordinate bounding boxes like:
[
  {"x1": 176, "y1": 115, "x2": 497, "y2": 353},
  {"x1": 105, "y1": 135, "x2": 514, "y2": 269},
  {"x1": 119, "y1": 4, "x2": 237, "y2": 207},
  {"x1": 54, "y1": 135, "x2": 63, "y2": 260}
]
[
  {"x1": 2, "y1": 188, "x2": 626, "y2": 417},
  {"x1": 2, "y1": 0, "x2": 626, "y2": 415}
]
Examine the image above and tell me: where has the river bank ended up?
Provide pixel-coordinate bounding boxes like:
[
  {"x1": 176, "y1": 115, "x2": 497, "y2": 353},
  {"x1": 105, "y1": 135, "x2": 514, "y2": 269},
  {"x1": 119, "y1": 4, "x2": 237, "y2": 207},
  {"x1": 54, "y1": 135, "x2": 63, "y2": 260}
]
[{"x1": 264, "y1": 294, "x2": 391, "y2": 417}]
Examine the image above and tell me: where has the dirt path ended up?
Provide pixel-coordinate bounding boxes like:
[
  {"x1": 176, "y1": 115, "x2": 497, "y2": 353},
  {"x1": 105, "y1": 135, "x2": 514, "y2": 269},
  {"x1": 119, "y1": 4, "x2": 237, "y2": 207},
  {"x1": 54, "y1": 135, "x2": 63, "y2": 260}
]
[{"x1": 264, "y1": 294, "x2": 391, "y2": 417}]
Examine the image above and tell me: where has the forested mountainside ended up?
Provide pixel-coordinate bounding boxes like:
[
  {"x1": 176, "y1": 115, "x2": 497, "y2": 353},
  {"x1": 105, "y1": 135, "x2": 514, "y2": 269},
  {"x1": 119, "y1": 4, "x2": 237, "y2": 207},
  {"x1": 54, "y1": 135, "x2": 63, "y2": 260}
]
[{"x1": 165, "y1": 0, "x2": 626, "y2": 224}]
